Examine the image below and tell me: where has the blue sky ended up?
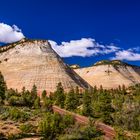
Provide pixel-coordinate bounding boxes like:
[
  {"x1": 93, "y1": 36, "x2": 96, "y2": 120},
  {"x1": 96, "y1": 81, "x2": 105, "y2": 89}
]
[{"x1": 0, "y1": 0, "x2": 140, "y2": 67}]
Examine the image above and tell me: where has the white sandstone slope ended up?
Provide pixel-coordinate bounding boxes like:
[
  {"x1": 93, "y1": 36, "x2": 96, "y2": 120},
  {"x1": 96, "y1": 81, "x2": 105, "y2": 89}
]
[
  {"x1": 0, "y1": 38, "x2": 90, "y2": 93},
  {"x1": 74, "y1": 60, "x2": 140, "y2": 89}
]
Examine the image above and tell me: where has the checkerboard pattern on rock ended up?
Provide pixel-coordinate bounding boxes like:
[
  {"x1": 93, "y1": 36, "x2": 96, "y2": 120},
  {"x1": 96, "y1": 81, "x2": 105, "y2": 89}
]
[{"x1": 0, "y1": 39, "x2": 90, "y2": 93}]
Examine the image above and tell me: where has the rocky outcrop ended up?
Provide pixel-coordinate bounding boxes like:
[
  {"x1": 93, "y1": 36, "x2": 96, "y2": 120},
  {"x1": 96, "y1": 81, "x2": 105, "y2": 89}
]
[
  {"x1": 74, "y1": 60, "x2": 140, "y2": 89},
  {"x1": 0, "y1": 39, "x2": 90, "y2": 93},
  {"x1": 70, "y1": 64, "x2": 80, "y2": 69}
]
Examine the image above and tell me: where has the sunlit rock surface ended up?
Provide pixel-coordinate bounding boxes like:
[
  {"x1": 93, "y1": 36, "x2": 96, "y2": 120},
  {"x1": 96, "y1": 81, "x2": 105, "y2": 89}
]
[
  {"x1": 0, "y1": 39, "x2": 90, "y2": 93},
  {"x1": 75, "y1": 60, "x2": 140, "y2": 89}
]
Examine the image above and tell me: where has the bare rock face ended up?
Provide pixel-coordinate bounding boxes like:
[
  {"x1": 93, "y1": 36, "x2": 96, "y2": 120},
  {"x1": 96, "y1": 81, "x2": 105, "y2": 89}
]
[
  {"x1": 74, "y1": 60, "x2": 140, "y2": 89},
  {"x1": 0, "y1": 39, "x2": 90, "y2": 93}
]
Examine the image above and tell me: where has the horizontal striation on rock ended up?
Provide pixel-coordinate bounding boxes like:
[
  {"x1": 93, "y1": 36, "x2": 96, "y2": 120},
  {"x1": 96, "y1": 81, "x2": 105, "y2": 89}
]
[
  {"x1": 0, "y1": 39, "x2": 90, "y2": 93},
  {"x1": 75, "y1": 63, "x2": 140, "y2": 89}
]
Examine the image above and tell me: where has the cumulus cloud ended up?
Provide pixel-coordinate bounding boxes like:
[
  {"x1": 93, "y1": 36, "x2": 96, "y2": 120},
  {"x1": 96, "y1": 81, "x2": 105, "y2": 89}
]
[
  {"x1": 49, "y1": 38, "x2": 140, "y2": 61},
  {"x1": 0, "y1": 23, "x2": 25, "y2": 43},
  {"x1": 112, "y1": 50, "x2": 140, "y2": 61},
  {"x1": 2, "y1": 23, "x2": 139, "y2": 61},
  {"x1": 128, "y1": 46, "x2": 140, "y2": 52},
  {"x1": 49, "y1": 38, "x2": 119, "y2": 57}
]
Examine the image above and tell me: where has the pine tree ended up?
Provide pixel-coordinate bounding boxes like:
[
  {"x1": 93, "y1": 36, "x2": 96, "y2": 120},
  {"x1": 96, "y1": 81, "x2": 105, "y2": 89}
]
[
  {"x1": 75, "y1": 86, "x2": 81, "y2": 105},
  {"x1": 42, "y1": 97, "x2": 52, "y2": 112},
  {"x1": 82, "y1": 89, "x2": 93, "y2": 116},
  {"x1": 54, "y1": 82, "x2": 65, "y2": 108},
  {"x1": 75, "y1": 86, "x2": 79, "y2": 94},
  {"x1": 122, "y1": 84, "x2": 127, "y2": 95},
  {"x1": 31, "y1": 84, "x2": 37, "y2": 101},
  {"x1": 65, "y1": 88, "x2": 78, "y2": 111},
  {"x1": 99, "y1": 85, "x2": 103, "y2": 93},
  {"x1": 42, "y1": 90, "x2": 47, "y2": 99},
  {"x1": 93, "y1": 86, "x2": 97, "y2": 93},
  {"x1": 22, "y1": 90, "x2": 32, "y2": 107},
  {"x1": 93, "y1": 90, "x2": 114, "y2": 124},
  {"x1": 34, "y1": 96, "x2": 41, "y2": 109},
  {"x1": 0, "y1": 72, "x2": 7, "y2": 100}
]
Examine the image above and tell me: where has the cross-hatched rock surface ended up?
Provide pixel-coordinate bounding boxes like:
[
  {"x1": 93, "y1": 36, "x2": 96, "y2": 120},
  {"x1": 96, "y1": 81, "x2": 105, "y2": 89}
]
[
  {"x1": 74, "y1": 61, "x2": 140, "y2": 89},
  {"x1": 0, "y1": 39, "x2": 90, "y2": 93}
]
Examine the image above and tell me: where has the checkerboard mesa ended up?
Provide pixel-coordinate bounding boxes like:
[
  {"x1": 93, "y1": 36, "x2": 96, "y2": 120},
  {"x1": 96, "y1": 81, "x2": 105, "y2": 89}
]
[
  {"x1": 0, "y1": 38, "x2": 90, "y2": 93},
  {"x1": 75, "y1": 60, "x2": 140, "y2": 89}
]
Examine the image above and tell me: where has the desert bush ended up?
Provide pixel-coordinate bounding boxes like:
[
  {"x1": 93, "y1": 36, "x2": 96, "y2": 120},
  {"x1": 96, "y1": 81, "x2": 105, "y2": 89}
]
[
  {"x1": 38, "y1": 112, "x2": 75, "y2": 139},
  {"x1": 8, "y1": 96, "x2": 25, "y2": 106},
  {"x1": 20, "y1": 123, "x2": 35, "y2": 133},
  {"x1": 1, "y1": 107, "x2": 30, "y2": 122}
]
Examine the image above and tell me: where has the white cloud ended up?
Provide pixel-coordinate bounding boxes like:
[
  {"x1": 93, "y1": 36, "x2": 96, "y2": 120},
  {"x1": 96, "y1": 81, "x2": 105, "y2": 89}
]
[
  {"x1": 128, "y1": 46, "x2": 140, "y2": 52},
  {"x1": 49, "y1": 38, "x2": 140, "y2": 61},
  {"x1": 112, "y1": 50, "x2": 140, "y2": 61},
  {"x1": 49, "y1": 38, "x2": 119, "y2": 57},
  {"x1": 3, "y1": 23, "x2": 140, "y2": 61},
  {"x1": 0, "y1": 23, "x2": 25, "y2": 43}
]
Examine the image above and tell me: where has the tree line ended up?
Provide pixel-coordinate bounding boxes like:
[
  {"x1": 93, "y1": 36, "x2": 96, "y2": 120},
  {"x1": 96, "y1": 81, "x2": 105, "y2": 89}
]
[
  {"x1": 0, "y1": 72, "x2": 103, "y2": 140},
  {"x1": 1, "y1": 71, "x2": 140, "y2": 139}
]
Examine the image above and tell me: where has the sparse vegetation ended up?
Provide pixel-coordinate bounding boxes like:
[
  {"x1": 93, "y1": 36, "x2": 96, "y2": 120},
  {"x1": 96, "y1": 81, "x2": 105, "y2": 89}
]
[
  {"x1": 94, "y1": 60, "x2": 134, "y2": 67},
  {"x1": 0, "y1": 71, "x2": 140, "y2": 139},
  {"x1": 1, "y1": 107, "x2": 30, "y2": 122}
]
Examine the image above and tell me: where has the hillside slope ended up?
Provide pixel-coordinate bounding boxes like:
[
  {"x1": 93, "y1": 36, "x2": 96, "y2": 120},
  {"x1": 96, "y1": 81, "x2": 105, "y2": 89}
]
[
  {"x1": 74, "y1": 60, "x2": 140, "y2": 89},
  {"x1": 0, "y1": 39, "x2": 90, "y2": 93}
]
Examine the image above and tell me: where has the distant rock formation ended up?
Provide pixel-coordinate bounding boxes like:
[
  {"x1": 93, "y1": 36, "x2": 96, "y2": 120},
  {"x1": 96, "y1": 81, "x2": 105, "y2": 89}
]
[
  {"x1": 74, "y1": 60, "x2": 140, "y2": 89},
  {"x1": 70, "y1": 64, "x2": 80, "y2": 69},
  {"x1": 0, "y1": 39, "x2": 90, "y2": 93}
]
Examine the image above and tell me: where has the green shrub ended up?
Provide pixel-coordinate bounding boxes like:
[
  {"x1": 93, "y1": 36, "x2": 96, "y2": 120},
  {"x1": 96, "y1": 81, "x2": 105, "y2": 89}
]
[
  {"x1": 8, "y1": 96, "x2": 25, "y2": 106},
  {"x1": 1, "y1": 107, "x2": 30, "y2": 122},
  {"x1": 62, "y1": 114, "x2": 74, "y2": 128},
  {"x1": 38, "y1": 112, "x2": 75, "y2": 139},
  {"x1": 20, "y1": 123, "x2": 35, "y2": 133}
]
